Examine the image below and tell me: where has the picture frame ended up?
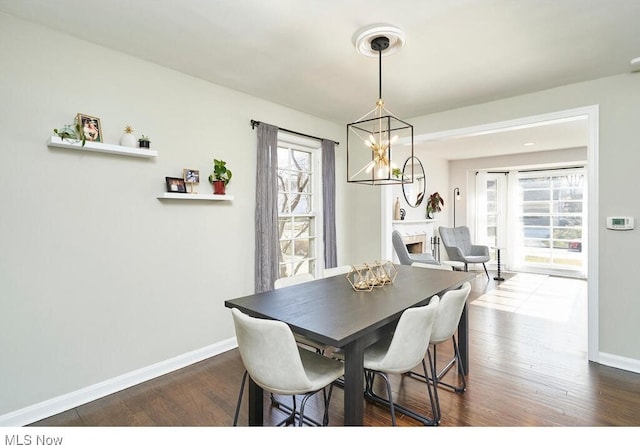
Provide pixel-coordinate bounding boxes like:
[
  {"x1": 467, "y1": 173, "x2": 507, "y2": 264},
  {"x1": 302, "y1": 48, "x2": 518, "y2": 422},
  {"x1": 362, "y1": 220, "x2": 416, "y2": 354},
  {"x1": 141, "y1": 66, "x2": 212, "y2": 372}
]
[
  {"x1": 165, "y1": 176, "x2": 187, "y2": 193},
  {"x1": 183, "y1": 169, "x2": 200, "y2": 184},
  {"x1": 77, "y1": 113, "x2": 102, "y2": 143}
]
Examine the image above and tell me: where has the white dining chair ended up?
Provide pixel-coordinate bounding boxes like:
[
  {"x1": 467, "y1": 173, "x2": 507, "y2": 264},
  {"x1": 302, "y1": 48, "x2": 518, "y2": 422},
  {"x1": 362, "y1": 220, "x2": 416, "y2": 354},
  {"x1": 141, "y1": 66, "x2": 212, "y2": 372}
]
[
  {"x1": 360, "y1": 296, "x2": 440, "y2": 426},
  {"x1": 406, "y1": 281, "x2": 471, "y2": 424},
  {"x1": 231, "y1": 308, "x2": 344, "y2": 426}
]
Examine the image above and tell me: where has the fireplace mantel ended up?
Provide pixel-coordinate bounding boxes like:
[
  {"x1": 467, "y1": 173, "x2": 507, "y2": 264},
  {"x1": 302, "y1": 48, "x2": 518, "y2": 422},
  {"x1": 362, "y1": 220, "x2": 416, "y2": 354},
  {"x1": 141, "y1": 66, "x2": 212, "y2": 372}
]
[{"x1": 392, "y1": 219, "x2": 437, "y2": 224}]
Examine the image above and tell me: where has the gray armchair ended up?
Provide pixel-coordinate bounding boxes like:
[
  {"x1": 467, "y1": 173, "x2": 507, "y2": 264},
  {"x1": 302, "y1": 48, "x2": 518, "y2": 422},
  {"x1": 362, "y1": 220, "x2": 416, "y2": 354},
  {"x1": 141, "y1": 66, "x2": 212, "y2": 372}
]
[
  {"x1": 392, "y1": 230, "x2": 439, "y2": 266},
  {"x1": 438, "y1": 226, "x2": 490, "y2": 279}
]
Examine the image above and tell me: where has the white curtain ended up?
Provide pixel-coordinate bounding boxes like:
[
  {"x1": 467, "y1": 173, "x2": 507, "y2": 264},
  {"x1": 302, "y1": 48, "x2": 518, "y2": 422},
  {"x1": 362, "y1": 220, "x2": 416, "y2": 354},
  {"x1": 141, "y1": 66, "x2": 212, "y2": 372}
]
[
  {"x1": 505, "y1": 170, "x2": 523, "y2": 271},
  {"x1": 475, "y1": 171, "x2": 488, "y2": 245}
]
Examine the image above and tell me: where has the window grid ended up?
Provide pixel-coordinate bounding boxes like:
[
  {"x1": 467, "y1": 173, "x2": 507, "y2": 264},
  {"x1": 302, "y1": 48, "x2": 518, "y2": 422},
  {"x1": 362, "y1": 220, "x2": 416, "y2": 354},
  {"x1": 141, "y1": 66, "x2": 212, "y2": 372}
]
[
  {"x1": 277, "y1": 142, "x2": 317, "y2": 278},
  {"x1": 519, "y1": 171, "x2": 584, "y2": 269}
]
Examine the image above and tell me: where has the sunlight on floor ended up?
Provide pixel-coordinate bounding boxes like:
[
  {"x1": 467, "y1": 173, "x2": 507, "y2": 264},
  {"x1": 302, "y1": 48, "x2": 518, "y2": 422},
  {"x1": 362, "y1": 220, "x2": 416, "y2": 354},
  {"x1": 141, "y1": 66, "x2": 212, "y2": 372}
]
[{"x1": 470, "y1": 273, "x2": 587, "y2": 322}]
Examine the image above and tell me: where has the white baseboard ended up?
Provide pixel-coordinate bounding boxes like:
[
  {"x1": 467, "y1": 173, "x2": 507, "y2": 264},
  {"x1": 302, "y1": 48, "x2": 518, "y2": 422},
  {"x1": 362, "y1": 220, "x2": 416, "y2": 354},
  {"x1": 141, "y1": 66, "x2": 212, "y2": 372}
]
[
  {"x1": 598, "y1": 352, "x2": 640, "y2": 374},
  {"x1": 0, "y1": 337, "x2": 238, "y2": 427}
]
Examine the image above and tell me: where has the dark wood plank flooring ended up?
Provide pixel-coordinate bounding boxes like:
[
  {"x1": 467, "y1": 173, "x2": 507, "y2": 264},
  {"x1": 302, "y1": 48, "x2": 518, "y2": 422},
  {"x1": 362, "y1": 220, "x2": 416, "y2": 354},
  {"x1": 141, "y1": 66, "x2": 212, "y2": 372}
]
[{"x1": 30, "y1": 272, "x2": 640, "y2": 427}]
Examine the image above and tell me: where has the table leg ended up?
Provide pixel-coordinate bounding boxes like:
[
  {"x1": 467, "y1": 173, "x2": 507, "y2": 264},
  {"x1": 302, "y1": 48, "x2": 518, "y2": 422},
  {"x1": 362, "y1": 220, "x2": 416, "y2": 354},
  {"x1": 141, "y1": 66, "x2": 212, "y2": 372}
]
[
  {"x1": 458, "y1": 302, "x2": 469, "y2": 375},
  {"x1": 343, "y1": 340, "x2": 365, "y2": 425},
  {"x1": 248, "y1": 377, "x2": 264, "y2": 426}
]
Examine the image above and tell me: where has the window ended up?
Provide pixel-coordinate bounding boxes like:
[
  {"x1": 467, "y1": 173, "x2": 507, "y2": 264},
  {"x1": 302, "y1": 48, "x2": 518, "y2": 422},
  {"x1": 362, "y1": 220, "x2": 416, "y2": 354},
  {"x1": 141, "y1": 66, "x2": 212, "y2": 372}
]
[
  {"x1": 276, "y1": 134, "x2": 322, "y2": 278},
  {"x1": 519, "y1": 168, "x2": 585, "y2": 270}
]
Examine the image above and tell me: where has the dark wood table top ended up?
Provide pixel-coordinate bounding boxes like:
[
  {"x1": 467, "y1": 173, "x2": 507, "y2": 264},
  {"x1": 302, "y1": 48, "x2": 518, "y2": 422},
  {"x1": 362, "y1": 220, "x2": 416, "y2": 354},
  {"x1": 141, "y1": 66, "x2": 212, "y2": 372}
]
[{"x1": 224, "y1": 264, "x2": 477, "y2": 348}]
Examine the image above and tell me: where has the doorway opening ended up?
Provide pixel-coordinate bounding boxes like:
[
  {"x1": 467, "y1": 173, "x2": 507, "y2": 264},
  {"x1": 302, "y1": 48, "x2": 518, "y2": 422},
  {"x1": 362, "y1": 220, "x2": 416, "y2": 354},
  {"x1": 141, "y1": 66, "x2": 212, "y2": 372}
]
[{"x1": 381, "y1": 105, "x2": 599, "y2": 363}]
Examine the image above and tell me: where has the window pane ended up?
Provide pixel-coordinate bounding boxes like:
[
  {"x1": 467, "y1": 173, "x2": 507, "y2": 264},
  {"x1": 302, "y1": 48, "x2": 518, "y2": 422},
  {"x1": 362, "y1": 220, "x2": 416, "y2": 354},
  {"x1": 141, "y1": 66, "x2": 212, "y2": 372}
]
[
  {"x1": 277, "y1": 147, "x2": 290, "y2": 169},
  {"x1": 553, "y1": 188, "x2": 583, "y2": 200},
  {"x1": 278, "y1": 217, "x2": 292, "y2": 239},
  {"x1": 524, "y1": 239, "x2": 550, "y2": 248},
  {"x1": 520, "y1": 177, "x2": 550, "y2": 189},
  {"x1": 280, "y1": 240, "x2": 294, "y2": 262},
  {"x1": 522, "y1": 216, "x2": 550, "y2": 227},
  {"x1": 524, "y1": 227, "x2": 550, "y2": 239},
  {"x1": 554, "y1": 216, "x2": 582, "y2": 227},
  {"x1": 523, "y1": 189, "x2": 550, "y2": 201},
  {"x1": 291, "y1": 217, "x2": 310, "y2": 238},
  {"x1": 554, "y1": 201, "x2": 582, "y2": 213},
  {"x1": 522, "y1": 201, "x2": 550, "y2": 214},
  {"x1": 290, "y1": 194, "x2": 311, "y2": 214},
  {"x1": 277, "y1": 170, "x2": 290, "y2": 193},
  {"x1": 553, "y1": 228, "x2": 581, "y2": 240},
  {"x1": 292, "y1": 150, "x2": 311, "y2": 173}
]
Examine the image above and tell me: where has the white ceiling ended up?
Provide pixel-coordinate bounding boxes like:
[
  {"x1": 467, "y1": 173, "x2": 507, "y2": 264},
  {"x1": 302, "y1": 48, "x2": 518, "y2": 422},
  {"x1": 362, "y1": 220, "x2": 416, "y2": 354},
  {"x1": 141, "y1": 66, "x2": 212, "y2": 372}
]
[{"x1": 2, "y1": 0, "x2": 639, "y2": 158}]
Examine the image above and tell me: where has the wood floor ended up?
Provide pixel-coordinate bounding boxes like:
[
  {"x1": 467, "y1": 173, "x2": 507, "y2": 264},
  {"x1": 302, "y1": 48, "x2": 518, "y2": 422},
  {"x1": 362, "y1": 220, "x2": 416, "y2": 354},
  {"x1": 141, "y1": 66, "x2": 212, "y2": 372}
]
[{"x1": 31, "y1": 272, "x2": 640, "y2": 427}]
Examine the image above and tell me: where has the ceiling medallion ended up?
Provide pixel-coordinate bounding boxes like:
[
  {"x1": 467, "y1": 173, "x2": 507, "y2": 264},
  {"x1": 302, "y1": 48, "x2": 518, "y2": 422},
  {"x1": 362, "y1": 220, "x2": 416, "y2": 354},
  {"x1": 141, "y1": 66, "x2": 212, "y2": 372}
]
[{"x1": 352, "y1": 24, "x2": 407, "y2": 58}]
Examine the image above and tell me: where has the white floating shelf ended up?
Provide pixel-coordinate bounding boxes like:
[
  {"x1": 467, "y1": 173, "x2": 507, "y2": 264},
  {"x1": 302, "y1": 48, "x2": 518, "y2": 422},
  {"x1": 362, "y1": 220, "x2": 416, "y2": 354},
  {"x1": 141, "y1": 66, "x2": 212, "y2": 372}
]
[
  {"x1": 48, "y1": 136, "x2": 158, "y2": 158},
  {"x1": 157, "y1": 193, "x2": 234, "y2": 201}
]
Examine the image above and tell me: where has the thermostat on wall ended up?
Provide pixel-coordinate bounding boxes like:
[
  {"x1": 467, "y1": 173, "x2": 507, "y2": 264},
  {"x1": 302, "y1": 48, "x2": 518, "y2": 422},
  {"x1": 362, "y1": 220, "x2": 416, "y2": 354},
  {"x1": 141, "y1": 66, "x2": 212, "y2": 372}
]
[{"x1": 606, "y1": 217, "x2": 634, "y2": 230}]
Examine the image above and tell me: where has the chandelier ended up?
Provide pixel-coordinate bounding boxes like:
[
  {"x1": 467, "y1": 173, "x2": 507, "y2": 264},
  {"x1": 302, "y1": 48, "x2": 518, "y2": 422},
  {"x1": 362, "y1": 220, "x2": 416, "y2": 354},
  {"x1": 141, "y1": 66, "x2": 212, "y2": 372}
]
[{"x1": 347, "y1": 25, "x2": 414, "y2": 185}]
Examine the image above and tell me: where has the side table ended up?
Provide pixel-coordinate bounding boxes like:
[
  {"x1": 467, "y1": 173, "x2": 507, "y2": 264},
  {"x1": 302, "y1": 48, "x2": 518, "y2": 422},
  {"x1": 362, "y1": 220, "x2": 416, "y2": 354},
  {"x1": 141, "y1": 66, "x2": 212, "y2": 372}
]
[{"x1": 492, "y1": 247, "x2": 505, "y2": 281}]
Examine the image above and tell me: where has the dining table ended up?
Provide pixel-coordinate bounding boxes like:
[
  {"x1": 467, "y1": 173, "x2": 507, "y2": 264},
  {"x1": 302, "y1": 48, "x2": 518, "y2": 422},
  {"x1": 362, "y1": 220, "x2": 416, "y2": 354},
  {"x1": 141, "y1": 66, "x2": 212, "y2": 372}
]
[{"x1": 224, "y1": 264, "x2": 477, "y2": 426}]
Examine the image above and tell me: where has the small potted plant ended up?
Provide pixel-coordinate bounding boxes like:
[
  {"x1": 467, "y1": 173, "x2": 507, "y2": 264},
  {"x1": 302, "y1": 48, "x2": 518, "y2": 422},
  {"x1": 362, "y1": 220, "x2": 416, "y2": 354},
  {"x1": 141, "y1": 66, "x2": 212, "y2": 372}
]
[
  {"x1": 208, "y1": 158, "x2": 232, "y2": 195},
  {"x1": 53, "y1": 116, "x2": 86, "y2": 146},
  {"x1": 426, "y1": 192, "x2": 444, "y2": 219},
  {"x1": 138, "y1": 134, "x2": 150, "y2": 149}
]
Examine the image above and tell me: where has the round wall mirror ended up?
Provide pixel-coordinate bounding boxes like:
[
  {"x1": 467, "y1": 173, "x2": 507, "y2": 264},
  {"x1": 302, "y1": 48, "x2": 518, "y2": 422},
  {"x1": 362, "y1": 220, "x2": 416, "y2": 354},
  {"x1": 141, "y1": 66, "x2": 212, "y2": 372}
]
[{"x1": 402, "y1": 156, "x2": 426, "y2": 208}]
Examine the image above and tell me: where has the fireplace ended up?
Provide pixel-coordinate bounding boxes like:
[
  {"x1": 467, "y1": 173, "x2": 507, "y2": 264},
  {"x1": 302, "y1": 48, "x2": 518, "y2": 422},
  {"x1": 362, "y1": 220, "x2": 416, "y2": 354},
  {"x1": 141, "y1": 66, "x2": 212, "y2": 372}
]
[{"x1": 403, "y1": 234, "x2": 427, "y2": 254}]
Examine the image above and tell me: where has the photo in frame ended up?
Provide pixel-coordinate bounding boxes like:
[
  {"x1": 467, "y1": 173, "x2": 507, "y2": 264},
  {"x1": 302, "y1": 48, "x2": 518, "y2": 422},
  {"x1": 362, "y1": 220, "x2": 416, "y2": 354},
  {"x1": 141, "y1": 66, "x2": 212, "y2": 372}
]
[
  {"x1": 165, "y1": 177, "x2": 187, "y2": 193},
  {"x1": 183, "y1": 169, "x2": 200, "y2": 184},
  {"x1": 77, "y1": 113, "x2": 102, "y2": 142},
  {"x1": 183, "y1": 168, "x2": 200, "y2": 193}
]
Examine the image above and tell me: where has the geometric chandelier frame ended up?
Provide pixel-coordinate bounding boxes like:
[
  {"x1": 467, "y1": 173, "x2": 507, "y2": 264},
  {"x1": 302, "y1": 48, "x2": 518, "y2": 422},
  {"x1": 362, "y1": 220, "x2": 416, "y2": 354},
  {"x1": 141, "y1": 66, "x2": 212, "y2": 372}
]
[{"x1": 347, "y1": 33, "x2": 414, "y2": 186}]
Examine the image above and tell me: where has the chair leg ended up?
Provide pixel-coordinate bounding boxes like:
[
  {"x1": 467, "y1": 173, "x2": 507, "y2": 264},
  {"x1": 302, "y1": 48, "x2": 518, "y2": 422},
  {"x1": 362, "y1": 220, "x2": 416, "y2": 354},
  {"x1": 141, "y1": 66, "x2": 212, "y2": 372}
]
[
  {"x1": 451, "y1": 335, "x2": 467, "y2": 392},
  {"x1": 365, "y1": 369, "x2": 437, "y2": 426},
  {"x1": 426, "y1": 349, "x2": 441, "y2": 423},
  {"x1": 233, "y1": 370, "x2": 248, "y2": 426},
  {"x1": 321, "y1": 383, "x2": 335, "y2": 426},
  {"x1": 482, "y1": 262, "x2": 489, "y2": 279}
]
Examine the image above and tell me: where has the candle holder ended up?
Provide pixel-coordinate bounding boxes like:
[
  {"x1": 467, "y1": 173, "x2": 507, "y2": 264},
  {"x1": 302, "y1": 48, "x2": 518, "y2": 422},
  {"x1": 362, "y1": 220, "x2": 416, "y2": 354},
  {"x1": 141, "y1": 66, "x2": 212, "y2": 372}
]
[
  {"x1": 347, "y1": 261, "x2": 397, "y2": 292},
  {"x1": 347, "y1": 264, "x2": 374, "y2": 292}
]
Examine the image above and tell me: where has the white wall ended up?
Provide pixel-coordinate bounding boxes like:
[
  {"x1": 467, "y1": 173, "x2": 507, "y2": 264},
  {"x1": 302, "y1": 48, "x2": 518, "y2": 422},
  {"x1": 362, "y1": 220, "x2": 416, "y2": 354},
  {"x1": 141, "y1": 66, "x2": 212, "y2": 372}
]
[{"x1": 0, "y1": 12, "x2": 358, "y2": 420}]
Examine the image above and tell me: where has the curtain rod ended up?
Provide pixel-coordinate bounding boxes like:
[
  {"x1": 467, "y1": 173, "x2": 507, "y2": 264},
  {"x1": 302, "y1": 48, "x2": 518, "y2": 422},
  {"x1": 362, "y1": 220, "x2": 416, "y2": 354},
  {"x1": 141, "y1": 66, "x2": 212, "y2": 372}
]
[
  {"x1": 250, "y1": 119, "x2": 339, "y2": 146},
  {"x1": 476, "y1": 165, "x2": 585, "y2": 175}
]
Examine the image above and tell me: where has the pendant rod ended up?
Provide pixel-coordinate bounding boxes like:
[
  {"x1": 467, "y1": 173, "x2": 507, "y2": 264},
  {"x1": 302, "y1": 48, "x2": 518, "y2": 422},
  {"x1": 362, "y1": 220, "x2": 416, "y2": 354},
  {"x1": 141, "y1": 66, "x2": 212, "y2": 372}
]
[{"x1": 378, "y1": 46, "x2": 383, "y2": 101}]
